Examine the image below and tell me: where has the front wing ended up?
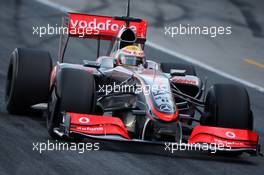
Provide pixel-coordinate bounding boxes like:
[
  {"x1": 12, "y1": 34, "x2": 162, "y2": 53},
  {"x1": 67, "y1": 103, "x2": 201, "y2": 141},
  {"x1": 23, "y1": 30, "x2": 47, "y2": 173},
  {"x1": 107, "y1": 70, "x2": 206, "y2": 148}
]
[{"x1": 59, "y1": 112, "x2": 261, "y2": 155}]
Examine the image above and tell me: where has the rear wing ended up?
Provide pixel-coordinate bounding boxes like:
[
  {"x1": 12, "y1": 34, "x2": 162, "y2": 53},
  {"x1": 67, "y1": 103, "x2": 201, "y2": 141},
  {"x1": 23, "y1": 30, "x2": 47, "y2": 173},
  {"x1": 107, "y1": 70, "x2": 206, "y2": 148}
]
[
  {"x1": 67, "y1": 13, "x2": 147, "y2": 40},
  {"x1": 58, "y1": 13, "x2": 147, "y2": 61}
]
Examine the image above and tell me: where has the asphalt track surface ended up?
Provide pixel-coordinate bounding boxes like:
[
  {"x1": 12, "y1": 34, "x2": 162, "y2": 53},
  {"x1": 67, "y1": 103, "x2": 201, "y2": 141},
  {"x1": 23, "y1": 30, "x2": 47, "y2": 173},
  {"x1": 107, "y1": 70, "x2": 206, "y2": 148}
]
[{"x1": 0, "y1": 0, "x2": 264, "y2": 175}]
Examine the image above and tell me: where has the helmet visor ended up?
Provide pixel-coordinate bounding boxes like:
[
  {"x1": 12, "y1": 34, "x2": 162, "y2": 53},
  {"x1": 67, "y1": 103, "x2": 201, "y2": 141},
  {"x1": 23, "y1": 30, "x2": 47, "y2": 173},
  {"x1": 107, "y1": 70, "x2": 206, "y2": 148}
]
[{"x1": 120, "y1": 55, "x2": 144, "y2": 66}]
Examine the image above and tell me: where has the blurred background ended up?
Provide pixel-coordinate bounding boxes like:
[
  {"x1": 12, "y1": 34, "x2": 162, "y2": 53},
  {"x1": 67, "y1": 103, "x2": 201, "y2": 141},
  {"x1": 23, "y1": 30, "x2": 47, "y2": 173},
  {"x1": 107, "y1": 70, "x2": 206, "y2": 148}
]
[{"x1": 2, "y1": 0, "x2": 264, "y2": 86}]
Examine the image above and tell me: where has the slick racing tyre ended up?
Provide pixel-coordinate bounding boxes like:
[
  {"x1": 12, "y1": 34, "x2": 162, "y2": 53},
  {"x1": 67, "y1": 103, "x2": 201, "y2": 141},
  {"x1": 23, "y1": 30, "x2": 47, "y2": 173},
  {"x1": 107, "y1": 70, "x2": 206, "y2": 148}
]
[
  {"x1": 160, "y1": 62, "x2": 196, "y2": 76},
  {"x1": 47, "y1": 67, "x2": 96, "y2": 139},
  {"x1": 202, "y1": 84, "x2": 253, "y2": 156},
  {"x1": 5, "y1": 48, "x2": 52, "y2": 114},
  {"x1": 202, "y1": 84, "x2": 253, "y2": 130}
]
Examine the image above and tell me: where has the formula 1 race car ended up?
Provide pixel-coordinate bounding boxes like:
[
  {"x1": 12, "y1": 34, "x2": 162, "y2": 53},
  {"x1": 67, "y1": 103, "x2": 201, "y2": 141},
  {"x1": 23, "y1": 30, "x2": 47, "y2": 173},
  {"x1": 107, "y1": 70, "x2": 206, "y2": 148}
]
[{"x1": 5, "y1": 0, "x2": 261, "y2": 156}]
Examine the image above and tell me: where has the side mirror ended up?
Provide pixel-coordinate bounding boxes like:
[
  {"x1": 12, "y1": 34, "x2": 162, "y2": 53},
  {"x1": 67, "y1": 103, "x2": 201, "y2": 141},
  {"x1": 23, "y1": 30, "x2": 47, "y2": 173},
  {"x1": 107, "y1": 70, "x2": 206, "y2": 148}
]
[
  {"x1": 83, "y1": 60, "x2": 101, "y2": 68},
  {"x1": 98, "y1": 57, "x2": 114, "y2": 68},
  {"x1": 170, "y1": 69, "x2": 186, "y2": 76},
  {"x1": 146, "y1": 60, "x2": 159, "y2": 70}
]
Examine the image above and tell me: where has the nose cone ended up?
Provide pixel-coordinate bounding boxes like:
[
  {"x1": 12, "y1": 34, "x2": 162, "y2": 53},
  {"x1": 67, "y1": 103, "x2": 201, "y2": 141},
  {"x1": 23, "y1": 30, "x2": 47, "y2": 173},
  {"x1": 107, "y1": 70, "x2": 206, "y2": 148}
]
[
  {"x1": 150, "y1": 86, "x2": 179, "y2": 122},
  {"x1": 137, "y1": 69, "x2": 178, "y2": 122}
]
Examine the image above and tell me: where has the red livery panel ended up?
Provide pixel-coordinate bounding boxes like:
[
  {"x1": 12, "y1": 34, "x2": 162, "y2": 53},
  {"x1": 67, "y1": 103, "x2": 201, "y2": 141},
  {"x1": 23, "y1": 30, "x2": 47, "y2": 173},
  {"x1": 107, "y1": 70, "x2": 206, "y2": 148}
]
[
  {"x1": 67, "y1": 13, "x2": 147, "y2": 40},
  {"x1": 67, "y1": 112, "x2": 130, "y2": 139},
  {"x1": 188, "y1": 125, "x2": 258, "y2": 149}
]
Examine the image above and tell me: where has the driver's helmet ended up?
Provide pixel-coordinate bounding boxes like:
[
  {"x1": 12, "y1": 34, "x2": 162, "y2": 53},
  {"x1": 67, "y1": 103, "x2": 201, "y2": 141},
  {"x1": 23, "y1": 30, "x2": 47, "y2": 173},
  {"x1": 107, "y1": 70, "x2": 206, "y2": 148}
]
[{"x1": 115, "y1": 45, "x2": 145, "y2": 66}]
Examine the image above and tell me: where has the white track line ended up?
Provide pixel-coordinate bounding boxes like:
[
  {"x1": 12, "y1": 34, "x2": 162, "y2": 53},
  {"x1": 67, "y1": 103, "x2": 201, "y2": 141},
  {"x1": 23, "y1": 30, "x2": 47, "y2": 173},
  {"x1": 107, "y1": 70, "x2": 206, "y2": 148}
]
[
  {"x1": 35, "y1": 0, "x2": 73, "y2": 12},
  {"x1": 148, "y1": 42, "x2": 264, "y2": 92},
  {"x1": 35, "y1": 0, "x2": 264, "y2": 93}
]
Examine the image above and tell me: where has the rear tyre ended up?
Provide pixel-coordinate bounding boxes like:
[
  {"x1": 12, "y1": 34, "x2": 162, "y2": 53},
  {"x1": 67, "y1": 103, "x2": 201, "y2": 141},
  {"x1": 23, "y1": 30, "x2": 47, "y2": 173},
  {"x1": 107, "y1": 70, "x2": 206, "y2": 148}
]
[
  {"x1": 5, "y1": 48, "x2": 52, "y2": 115},
  {"x1": 160, "y1": 62, "x2": 196, "y2": 76},
  {"x1": 47, "y1": 68, "x2": 96, "y2": 140}
]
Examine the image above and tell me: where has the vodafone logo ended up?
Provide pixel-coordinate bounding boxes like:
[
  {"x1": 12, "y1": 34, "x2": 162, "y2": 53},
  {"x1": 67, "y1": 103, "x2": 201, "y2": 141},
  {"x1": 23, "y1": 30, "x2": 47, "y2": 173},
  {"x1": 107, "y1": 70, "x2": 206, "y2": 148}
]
[
  {"x1": 78, "y1": 117, "x2": 90, "y2": 124},
  {"x1": 70, "y1": 19, "x2": 137, "y2": 33},
  {"x1": 225, "y1": 131, "x2": 236, "y2": 138}
]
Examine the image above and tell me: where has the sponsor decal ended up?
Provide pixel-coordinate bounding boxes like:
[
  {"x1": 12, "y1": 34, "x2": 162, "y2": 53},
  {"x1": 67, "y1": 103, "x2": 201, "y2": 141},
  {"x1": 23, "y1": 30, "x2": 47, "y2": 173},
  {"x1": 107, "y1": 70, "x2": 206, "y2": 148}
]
[
  {"x1": 70, "y1": 18, "x2": 137, "y2": 33},
  {"x1": 159, "y1": 104, "x2": 173, "y2": 112},
  {"x1": 68, "y1": 13, "x2": 147, "y2": 39},
  {"x1": 76, "y1": 126, "x2": 104, "y2": 131},
  {"x1": 225, "y1": 131, "x2": 236, "y2": 139},
  {"x1": 172, "y1": 78, "x2": 197, "y2": 85},
  {"x1": 78, "y1": 117, "x2": 90, "y2": 124},
  {"x1": 213, "y1": 138, "x2": 244, "y2": 146}
]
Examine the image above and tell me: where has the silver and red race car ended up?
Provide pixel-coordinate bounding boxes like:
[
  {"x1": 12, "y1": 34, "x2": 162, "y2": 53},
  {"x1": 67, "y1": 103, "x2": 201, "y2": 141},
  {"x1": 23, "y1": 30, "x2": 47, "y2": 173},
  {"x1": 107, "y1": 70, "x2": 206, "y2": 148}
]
[{"x1": 5, "y1": 1, "x2": 261, "y2": 156}]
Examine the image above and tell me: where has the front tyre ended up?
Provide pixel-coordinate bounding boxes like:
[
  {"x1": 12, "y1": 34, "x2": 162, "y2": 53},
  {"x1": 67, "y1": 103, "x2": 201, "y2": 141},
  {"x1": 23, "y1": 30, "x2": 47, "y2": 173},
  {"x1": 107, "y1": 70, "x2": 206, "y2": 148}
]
[
  {"x1": 47, "y1": 67, "x2": 96, "y2": 139},
  {"x1": 202, "y1": 84, "x2": 253, "y2": 156},
  {"x1": 202, "y1": 84, "x2": 253, "y2": 130}
]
